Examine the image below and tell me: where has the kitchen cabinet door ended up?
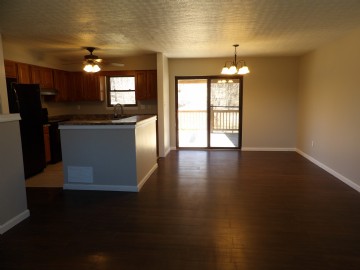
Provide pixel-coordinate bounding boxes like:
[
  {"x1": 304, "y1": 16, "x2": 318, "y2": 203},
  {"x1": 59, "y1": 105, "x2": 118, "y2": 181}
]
[
  {"x1": 147, "y1": 70, "x2": 157, "y2": 99},
  {"x1": 31, "y1": 65, "x2": 54, "y2": 89},
  {"x1": 68, "y1": 72, "x2": 83, "y2": 101},
  {"x1": 41, "y1": 67, "x2": 54, "y2": 89},
  {"x1": 82, "y1": 73, "x2": 102, "y2": 101},
  {"x1": 17, "y1": 63, "x2": 31, "y2": 83},
  {"x1": 4, "y1": 60, "x2": 17, "y2": 78},
  {"x1": 135, "y1": 71, "x2": 147, "y2": 100},
  {"x1": 53, "y1": 69, "x2": 70, "y2": 101},
  {"x1": 135, "y1": 70, "x2": 157, "y2": 100},
  {"x1": 30, "y1": 65, "x2": 41, "y2": 85}
]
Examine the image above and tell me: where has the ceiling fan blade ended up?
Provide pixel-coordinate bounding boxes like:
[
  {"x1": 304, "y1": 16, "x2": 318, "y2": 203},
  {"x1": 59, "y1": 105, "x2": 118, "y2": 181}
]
[{"x1": 110, "y1": 63, "x2": 125, "y2": 67}]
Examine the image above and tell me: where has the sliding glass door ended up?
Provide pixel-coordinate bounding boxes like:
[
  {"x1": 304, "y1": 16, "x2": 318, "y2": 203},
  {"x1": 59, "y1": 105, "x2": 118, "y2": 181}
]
[
  {"x1": 177, "y1": 79, "x2": 208, "y2": 147},
  {"x1": 176, "y1": 76, "x2": 242, "y2": 149},
  {"x1": 210, "y1": 78, "x2": 241, "y2": 147}
]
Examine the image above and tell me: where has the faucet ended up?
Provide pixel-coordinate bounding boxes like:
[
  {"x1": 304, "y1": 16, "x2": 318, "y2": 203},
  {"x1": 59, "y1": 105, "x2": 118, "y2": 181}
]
[{"x1": 113, "y1": 103, "x2": 124, "y2": 119}]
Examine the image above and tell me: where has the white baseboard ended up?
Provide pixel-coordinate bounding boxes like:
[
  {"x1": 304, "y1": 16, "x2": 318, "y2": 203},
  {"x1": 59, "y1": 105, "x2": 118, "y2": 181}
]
[
  {"x1": 63, "y1": 183, "x2": 139, "y2": 192},
  {"x1": 242, "y1": 147, "x2": 296, "y2": 151},
  {"x1": 158, "y1": 147, "x2": 172, "y2": 158},
  {"x1": 164, "y1": 147, "x2": 172, "y2": 156},
  {"x1": 296, "y1": 149, "x2": 360, "y2": 193},
  {"x1": 0, "y1": 209, "x2": 30, "y2": 235},
  {"x1": 170, "y1": 147, "x2": 296, "y2": 152},
  {"x1": 137, "y1": 163, "x2": 158, "y2": 191}
]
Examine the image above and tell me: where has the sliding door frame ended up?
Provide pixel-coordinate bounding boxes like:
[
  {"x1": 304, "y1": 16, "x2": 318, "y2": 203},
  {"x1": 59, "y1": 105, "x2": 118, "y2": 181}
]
[{"x1": 175, "y1": 75, "x2": 243, "y2": 149}]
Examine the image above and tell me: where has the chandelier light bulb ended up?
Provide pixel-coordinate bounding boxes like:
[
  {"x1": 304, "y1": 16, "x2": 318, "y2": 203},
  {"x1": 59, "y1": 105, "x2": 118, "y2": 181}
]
[
  {"x1": 229, "y1": 65, "x2": 237, "y2": 74},
  {"x1": 238, "y1": 65, "x2": 250, "y2": 75},
  {"x1": 221, "y1": 66, "x2": 229, "y2": 75}
]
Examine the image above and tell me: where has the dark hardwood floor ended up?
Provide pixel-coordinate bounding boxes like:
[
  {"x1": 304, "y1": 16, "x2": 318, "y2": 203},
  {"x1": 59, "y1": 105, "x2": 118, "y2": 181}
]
[{"x1": 1, "y1": 150, "x2": 360, "y2": 269}]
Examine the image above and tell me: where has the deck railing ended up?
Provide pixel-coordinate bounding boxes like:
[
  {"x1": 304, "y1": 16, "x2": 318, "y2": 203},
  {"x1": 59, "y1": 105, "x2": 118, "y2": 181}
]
[
  {"x1": 178, "y1": 107, "x2": 239, "y2": 133},
  {"x1": 211, "y1": 109, "x2": 239, "y2": 133},
  {"x1": 178, "y1": 110, "x2": 207, "y2": 130}
]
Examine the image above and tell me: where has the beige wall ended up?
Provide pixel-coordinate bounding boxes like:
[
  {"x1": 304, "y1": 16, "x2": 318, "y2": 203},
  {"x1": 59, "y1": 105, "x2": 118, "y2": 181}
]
[
  {"x1": 297, "y1": 28, "x2": 360, "y2": 188},
  {"x1": 2, "y1": 38, "x2": 63, "y2": 69},
  {"x1": 0, "y1": 34, "x2": 8, "y2": 113},
  {"x1": 168, "y1": 57, "x2": 299, "y2": 149},
  {"x1": 156, "y1": 53, "x2": 171, "y2": 157}
]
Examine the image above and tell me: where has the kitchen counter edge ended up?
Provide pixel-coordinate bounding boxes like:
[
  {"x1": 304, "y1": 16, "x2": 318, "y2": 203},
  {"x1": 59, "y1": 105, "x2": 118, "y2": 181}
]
[
  {"x1": 0, "y1": 113, "x2": 21, "y2": 123},
  {"x1": 59, "y1": 115, "x2": 157, "y2": 129}
]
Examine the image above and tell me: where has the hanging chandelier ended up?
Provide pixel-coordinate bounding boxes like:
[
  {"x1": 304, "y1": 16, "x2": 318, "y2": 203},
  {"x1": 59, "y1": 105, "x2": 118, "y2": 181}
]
[{"x1": 221, "y1": 44, "x2": 250, "y2": 75}]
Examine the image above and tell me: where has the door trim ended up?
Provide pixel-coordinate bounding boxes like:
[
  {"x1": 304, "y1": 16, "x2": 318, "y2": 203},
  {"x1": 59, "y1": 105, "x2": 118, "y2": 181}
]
[{"x1": 175, "y1": 75, "x2": 243, "y2": 149}]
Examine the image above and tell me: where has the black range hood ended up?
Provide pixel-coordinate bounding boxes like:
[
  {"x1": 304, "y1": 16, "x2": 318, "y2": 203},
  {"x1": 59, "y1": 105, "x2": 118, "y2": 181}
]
[{"x1": 40, "y1": 88, "x2": 58, "y2": 95}]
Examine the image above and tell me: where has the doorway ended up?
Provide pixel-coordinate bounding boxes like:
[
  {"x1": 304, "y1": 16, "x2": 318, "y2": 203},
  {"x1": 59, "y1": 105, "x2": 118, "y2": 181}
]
[{"x1": 176, "y1": 76, "x2": 243, "y2": 149}]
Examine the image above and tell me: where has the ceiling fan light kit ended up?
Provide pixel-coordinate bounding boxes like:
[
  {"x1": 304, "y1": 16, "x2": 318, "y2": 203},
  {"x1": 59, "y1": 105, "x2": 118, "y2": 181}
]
[
  {"x1": 221, "y1": 44, "x2": 250, "y2": 75},
  {"x1": 83, "y1": 47, "x2": 102, "y2": 73},
  {"x1": 83, "y1": 63, "x2": 101, "y2": 73}
]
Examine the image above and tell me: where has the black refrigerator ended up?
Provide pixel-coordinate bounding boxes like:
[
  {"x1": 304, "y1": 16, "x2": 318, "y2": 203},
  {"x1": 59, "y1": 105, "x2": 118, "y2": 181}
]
[{"x1": 7, "y1": 80, "x2": 46, "y2": 179}]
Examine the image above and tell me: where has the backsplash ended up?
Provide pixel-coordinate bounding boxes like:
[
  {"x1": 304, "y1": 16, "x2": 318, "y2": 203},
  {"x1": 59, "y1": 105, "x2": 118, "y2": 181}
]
[{"x1": 42, "y1": 98, "x2": 157, "y2": 117}]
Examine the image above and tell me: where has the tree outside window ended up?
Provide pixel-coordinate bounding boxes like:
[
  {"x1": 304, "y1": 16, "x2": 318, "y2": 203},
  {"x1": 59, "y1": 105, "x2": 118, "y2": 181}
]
[{"x1": 107, "y1": 76, "x2": 136, "y2": 106}]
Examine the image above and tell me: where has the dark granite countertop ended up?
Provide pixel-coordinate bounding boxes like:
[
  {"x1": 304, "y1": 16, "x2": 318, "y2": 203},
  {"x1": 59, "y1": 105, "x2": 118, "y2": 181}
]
[{"x1": 59, "y1": 115, "x2": 156, "y2": 126}]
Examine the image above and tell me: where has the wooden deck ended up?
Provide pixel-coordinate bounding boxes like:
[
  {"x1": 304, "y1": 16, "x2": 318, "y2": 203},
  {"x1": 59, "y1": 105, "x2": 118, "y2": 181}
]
[{"x1": 1, "y1": 150, "x2": 360, "y2": 269}]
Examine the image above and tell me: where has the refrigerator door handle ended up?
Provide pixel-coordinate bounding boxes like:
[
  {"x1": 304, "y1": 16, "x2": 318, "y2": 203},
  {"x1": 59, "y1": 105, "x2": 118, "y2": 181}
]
[{"x1": 13, "y1": 87, "x2": 21, "y2": 113}]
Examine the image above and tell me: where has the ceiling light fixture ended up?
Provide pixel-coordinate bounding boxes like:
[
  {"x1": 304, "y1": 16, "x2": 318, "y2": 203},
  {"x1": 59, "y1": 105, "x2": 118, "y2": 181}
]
[
  {"x1": 83, "y1": 62, "x2": 101, "y2": 73},
  {"x1": 83, "y1": 47, "x2": 101, "y2": 73},
  {"x1": 221, "y1": 44, "x2": 250, "y2": 75}
]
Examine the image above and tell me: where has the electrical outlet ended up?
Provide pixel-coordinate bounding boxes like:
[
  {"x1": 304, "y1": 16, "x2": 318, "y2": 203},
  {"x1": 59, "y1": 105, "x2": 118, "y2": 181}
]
[{"x1": 311, "y1": 141, "x2": 314, "y2": 147}]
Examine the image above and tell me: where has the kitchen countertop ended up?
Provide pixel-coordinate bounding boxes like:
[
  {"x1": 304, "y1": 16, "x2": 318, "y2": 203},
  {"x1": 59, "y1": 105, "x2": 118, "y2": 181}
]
[
  {"x1": 0, "y1": 114, "x2": 21, "y2": 123},
  {"x1": 59, "y1": 115, "x2": 156, "y2": 126}
]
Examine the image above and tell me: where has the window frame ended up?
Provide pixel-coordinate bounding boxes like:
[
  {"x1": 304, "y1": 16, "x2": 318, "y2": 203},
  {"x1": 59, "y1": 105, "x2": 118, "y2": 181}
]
[{"x1": 106, "y1": 75, "x2": 137, "y2": 107}]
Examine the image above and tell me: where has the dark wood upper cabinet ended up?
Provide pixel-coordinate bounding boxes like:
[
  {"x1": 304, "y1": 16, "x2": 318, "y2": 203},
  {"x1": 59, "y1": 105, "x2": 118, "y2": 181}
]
[
  {"x1": 135, "y1": 71, "x2": 147, "y2": 100},
  {"x1": 135, "y1": 70, "x2": 157, "y2": 100},
  {"x1": 67, "y1": 72, "x2": 83, "y2": 101},
  {"x1": 53, "y1": 69, "x2": 70, "y2": 102},
  {"x1": 4, "y1": 59, "x2": 143, "y2": 103},
  {"x1": 82, "y1": 73, "x2": 102, "y2": 101},
  {"x1": 147, "y1": 70, "x2": 157, "y2": 99},
  {"x1": 4, "y1": 60, "x2": 17, "y2": 78},
  {"x1": 52, "y1": 71, "x2": 103, "y2": 102},
  {"x1": 30, "y1": 65, "x2": 54, "y2": 89},
  {"x1": 16, "y1": 63, "x2": 31, "y2": 83}
]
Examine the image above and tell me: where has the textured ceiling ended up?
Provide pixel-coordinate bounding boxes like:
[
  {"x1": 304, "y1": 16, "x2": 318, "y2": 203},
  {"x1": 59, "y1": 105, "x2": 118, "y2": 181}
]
[{"x1": 1, "y1": 0, "x2": 360, "y2": 64}]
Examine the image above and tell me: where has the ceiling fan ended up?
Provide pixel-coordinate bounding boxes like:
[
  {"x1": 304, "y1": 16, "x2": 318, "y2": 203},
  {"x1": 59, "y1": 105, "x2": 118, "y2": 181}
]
[
  {"x1": 83, "y1": 47, "x2": 102, "y2": 63},
  {"x1": 60, "y1": 47, "x2": 125, "y2": 70},
  {"x1": 82, "y1": 47, "x2": 124, "y2": 72},
  {"x1": 83, "y1": 47, "x2": 102, "y2": 72}
]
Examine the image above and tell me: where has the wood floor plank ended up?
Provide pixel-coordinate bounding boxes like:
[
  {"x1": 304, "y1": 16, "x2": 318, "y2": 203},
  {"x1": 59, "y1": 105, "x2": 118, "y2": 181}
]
[{"x1": 1, "y1": 150, "x2": 360, "y2": 269}]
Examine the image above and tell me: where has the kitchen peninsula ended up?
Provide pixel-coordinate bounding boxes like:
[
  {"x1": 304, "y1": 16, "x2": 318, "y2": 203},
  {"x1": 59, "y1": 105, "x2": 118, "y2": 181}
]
[{"x1": 59, "y1": 115, "x2": 157, "y2": 192}]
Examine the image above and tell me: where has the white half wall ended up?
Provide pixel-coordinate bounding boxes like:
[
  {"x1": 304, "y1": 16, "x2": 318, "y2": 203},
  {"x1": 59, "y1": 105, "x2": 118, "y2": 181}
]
[{"x1": 0, "y1": 114, "x2": 30, "y2": 234}]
